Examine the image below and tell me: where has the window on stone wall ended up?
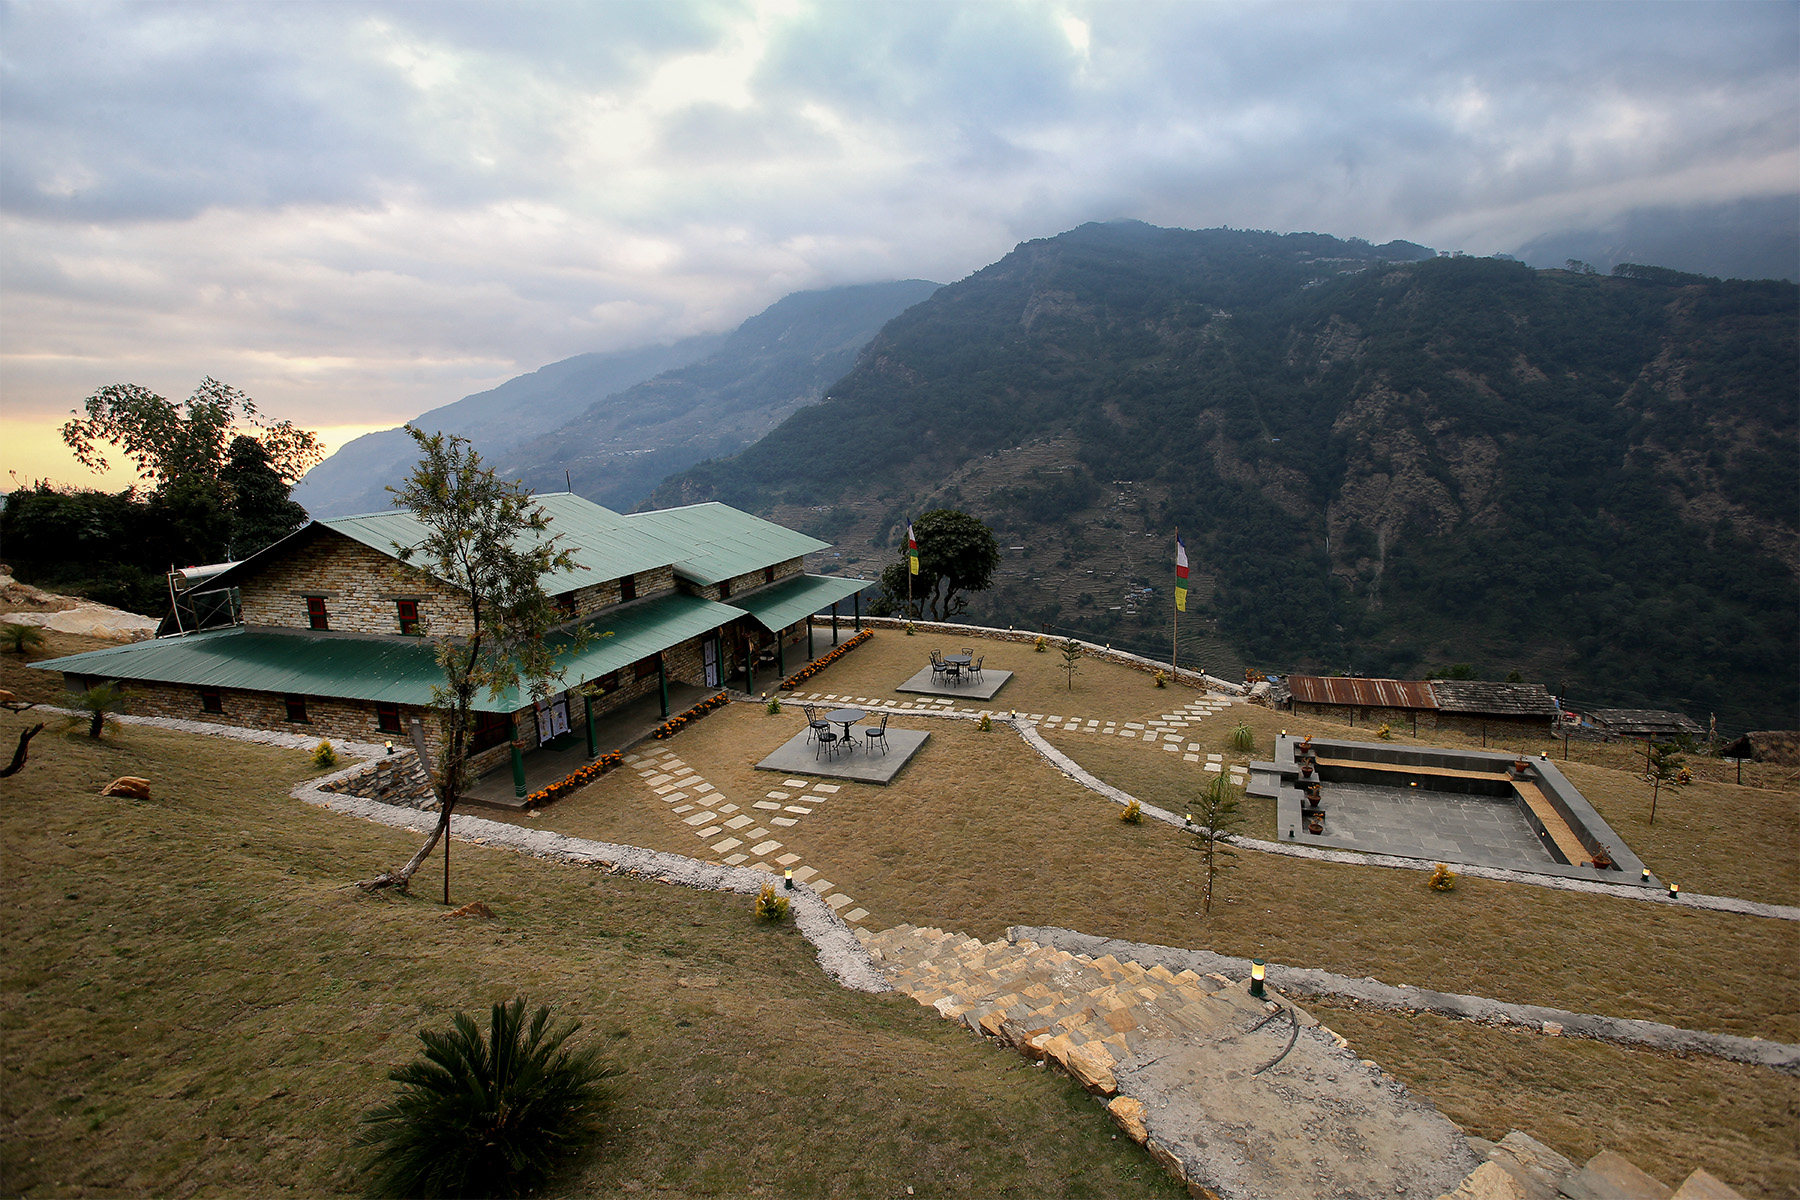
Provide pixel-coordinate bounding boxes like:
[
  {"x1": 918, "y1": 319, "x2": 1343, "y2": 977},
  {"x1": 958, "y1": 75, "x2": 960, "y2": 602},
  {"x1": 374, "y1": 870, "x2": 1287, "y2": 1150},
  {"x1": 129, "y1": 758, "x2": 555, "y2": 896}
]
[
  {"x1": 717, "y1": 578, "x2": 731, "y2": 600},
  {"x1": 396, "y1": 600, "x2": 421, "y2": 636},
  {"x1": 598, "y1": 670, "x2": 620, "y2": 693},
  {"x1": 556, "y1": 592, "x2": 577, "y2": 620},
  {"x1": 619, "y1": 574, "x2": 637, "y2": 602},
  {"x1": 764, "y1": 565, "x2": 775, "y2": 585},
  {"x1": 305, "y1": 596, "x2": 329, "y2": 631},
  {"x1": 470, "y1": 711, "x2": 510, "y2": 754},
  {"x1": 634, "y1": 655, "x2": 660, "y2": 681},
  {"x1": 199, "y1": 687, "x2": 222, "y2": 714},
  {"x1": 376, "y1": 702, "x2": 402, "y2": 734},
  {"x1": 284, "y1": 695, "x2": 309, "y2": 722}
]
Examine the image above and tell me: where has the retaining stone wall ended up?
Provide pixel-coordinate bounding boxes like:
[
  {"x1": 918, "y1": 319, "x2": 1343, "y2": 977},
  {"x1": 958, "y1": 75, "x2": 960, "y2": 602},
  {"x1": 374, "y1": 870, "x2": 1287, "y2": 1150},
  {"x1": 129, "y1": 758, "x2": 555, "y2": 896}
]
[
  {"x1": 818, "y1": 615, "x2": 1245, "y2": 695},
  {"x1": 320, "y1": 749, "x2": 438, "y2": 810},
  {"x1": 118, "y1": 679, "x2": 429, "y2": 750}
]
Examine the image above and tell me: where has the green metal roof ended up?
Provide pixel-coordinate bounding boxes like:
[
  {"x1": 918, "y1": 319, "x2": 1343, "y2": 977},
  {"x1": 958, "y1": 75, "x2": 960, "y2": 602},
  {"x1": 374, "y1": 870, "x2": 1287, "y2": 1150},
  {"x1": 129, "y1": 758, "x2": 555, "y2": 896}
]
[
  {"x1": 33, "y1": 591, "x2": 750, "y2": 713},
  {"x1": 729, "y1": 573, "x2": 872, "y2": 633},
  {"x1": 628, "y1": 503, "x2": 830, "y2": 586},
  {"x1": 323, "y1": 493, "x2": 688, "y2": 593}
]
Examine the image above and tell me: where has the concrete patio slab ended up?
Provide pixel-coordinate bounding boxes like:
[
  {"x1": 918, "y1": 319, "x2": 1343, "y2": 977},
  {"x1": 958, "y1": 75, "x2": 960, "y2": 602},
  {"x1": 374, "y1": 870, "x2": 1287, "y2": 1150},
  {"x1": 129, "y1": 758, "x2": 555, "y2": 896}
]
[
  {"x1": 755, "y1": 725, "x2": 931, "y2": 784},
  {"x1": 893, "y1": 665, "x2": 1012, "y2": 701}
]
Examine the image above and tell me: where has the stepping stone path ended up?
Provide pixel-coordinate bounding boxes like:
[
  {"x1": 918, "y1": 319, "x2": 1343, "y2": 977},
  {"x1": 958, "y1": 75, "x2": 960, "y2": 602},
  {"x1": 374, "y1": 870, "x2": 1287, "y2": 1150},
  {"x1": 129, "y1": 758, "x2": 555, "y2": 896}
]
[
  {"x1": 1035, "y1": 694, "x2": 1251, "y2": 787},
  {"x1": 623, "y1": 750, "x2": 870, "y2": 926},
  {"x1": 861, "y1": 924, "x2": 1480, "y2": 1200}
]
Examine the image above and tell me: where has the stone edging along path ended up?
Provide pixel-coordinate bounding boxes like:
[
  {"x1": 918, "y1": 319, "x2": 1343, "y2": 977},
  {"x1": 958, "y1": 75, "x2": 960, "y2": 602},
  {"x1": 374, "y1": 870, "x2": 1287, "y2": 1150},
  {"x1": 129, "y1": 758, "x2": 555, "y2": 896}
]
[{"x1": 1011, "y1": 926, "x2": 1800, "y2": 1076}]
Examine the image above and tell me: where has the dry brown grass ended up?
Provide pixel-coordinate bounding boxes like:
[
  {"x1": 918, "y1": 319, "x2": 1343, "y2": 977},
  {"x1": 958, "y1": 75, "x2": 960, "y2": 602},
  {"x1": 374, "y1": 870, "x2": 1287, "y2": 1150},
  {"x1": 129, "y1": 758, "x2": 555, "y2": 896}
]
[
  {"x1": 0, "y1": 628, "x2": 115, "y2": 705},
  {"x1": 0, "y1": 710, "x2": 1185, "y2": 1198},
  {"x1": 1307, "y1": 1001, "x2": 1800, "y2": 1200}
]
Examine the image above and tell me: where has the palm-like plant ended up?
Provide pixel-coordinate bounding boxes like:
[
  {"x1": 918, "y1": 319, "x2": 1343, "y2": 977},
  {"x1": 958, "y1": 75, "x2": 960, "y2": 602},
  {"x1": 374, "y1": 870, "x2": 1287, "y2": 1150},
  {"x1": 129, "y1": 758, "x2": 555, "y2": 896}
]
[
  {"x1": 1229, "y1": 721, "x2": 1255, "y2": 753},
  {"x1": 65, "y1": 681, "x2": 127, "y2": 738},
  {"x1": 2, "y1": 621, "x2": 45, "y2": 656},
  {"x1": 357, "y1": 998, "x2": 613, "y2": 1199}
]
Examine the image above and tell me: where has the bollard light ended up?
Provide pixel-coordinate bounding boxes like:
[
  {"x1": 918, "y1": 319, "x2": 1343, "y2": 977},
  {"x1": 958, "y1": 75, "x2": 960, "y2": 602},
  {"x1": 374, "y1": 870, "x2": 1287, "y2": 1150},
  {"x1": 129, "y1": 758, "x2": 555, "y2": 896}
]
[
  {"x1": 784, "y1": 869, "x2": 794, "y2": 890},
  {"x1": 384, "y1": 741, "x2": 394, "y2": 756},
  {"x1": 1288, "y1": 828, "x2": 1295, "y2": 839},
  {"x1": 1184, "y1": 812, "x2": 1192, "y2": 826},
  {"x1": 1669, "y1": 883, "x2": 1679, "y2": 899},
  {"x1": 1249, "y1": 959, "x2": 1266, "y2": 999},
  {"x1": 1641, "y1": 869, "x2": 1651, "y2": 883}
]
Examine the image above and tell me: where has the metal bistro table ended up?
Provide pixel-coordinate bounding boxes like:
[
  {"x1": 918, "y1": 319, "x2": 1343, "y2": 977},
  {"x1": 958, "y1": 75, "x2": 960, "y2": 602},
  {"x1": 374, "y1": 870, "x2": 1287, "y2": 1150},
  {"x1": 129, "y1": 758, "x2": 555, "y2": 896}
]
[
  {"x1": 942, "y1": 654, "x2": 971, "y2": 684},
  {"x1": 825, "y1": 707, "x2": 866, "y2": 753}
]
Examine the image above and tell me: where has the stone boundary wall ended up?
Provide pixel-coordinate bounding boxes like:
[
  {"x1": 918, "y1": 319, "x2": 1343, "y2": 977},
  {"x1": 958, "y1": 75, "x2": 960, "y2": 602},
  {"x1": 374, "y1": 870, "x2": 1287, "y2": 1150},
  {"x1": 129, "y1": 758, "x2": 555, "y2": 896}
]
[
  {"x1": 1011, "y1": 926, "x2": 1800, "y2": 1074},
  {"x1": 320, "y1": 748, "x2": 438, "y2": 811},
  {"x1": 809, "y1": 615, "x2": 1245, "y2": 696}
]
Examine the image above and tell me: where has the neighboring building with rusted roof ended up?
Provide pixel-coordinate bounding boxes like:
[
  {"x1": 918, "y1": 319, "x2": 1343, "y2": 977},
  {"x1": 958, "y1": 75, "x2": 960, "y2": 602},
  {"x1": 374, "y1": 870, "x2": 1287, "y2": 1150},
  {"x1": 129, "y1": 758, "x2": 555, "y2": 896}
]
[
  {"x1": 1285, "y1": 675, "x2": 1559, "y2": 741},
  {"x1": 1588, "y1": 709, "x2": 1705, "y2": 740}
]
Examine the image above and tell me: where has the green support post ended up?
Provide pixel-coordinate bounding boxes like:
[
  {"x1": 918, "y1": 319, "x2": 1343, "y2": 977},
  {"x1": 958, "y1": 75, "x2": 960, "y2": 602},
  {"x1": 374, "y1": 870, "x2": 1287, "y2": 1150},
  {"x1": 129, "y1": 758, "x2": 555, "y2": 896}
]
[
  {"x1": 583, "y1": 690, "x2": 597, "y2": 758},
  {"x1": 831, "y1": 602, "x2": 839, "y2": 645},
  {"x1": 509, "y1": 713, "x2": 527, "y2": 799},
  {"x1": 777, "y1": 629, "x2": 785, "y2": 679},
  {"x1": 658, "y1": 656, "x2": 669, "y2": 718},
  {"x1": 807, "y1": 618, "x2": 815, "y2": 661},
  {"x1": 745, "y1": 642, "x2": 754, "y2": 696},
  {"x1": 854, "y1": 592, "x2": 861, "y2": 632}
]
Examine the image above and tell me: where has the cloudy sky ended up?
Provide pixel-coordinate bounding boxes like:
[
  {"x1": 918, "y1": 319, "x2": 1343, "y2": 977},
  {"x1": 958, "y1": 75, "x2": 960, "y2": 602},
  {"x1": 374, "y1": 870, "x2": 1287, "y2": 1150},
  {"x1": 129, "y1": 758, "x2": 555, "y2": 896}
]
[{"x1": 3, "y1": 0, "x2": 1795, "y2": 488}]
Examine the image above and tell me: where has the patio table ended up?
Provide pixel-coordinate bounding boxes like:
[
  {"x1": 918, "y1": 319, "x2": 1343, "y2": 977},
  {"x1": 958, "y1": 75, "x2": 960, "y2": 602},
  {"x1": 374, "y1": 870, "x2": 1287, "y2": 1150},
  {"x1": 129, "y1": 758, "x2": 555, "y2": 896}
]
[
  {"x1": 825, "y1": 707, "x2": 866, "y2": 751},
  {"x1": 942, "y1": 654, "x2": 971, "y2": 684}
]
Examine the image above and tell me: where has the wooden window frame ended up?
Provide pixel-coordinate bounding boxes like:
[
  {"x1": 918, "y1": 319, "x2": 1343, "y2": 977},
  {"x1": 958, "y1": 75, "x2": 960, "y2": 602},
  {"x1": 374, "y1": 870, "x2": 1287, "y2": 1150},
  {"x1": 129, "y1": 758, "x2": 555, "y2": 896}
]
[
  {"x1": 304, "y1": 596, "x2": 329, "y2": 631},
  {"x1": 375, "y1": 702, "x2": 402, "y2": 734},
  {"x1": 284, "y1": 694, "x2": 309, "y2": 723},
  {"x1": 470, "y1": 711, "x2": 511, "y2": 755},
  {"x1": 764, "y1": 565, "x2": 776, "y2": 585},
  {"x1": 396, "y1": 599, "x2": 421, "y2": 636},
  {"x1": 199, "y1": 687, "x2": 223, "y2": 714},
  {"x1": 619, "y1": 574, "x2": 637, "y2": 602},
  {"x1": 717, "y1": 578, "x2": 731, "y2": 600},
  {"x1": 634, "y1": 655, "x2": 660, "y2": 681},
  {"x1": 556, "y1": 592, "x2": 577, "y2": 620}
]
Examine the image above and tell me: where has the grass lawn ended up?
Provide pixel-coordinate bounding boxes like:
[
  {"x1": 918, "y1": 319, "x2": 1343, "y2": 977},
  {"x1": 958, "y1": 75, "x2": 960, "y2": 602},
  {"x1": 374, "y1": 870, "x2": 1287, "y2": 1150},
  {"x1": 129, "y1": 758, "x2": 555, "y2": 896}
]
[{"x1": 0, "y1": 710, "x2": 1182, "y2": 1198}]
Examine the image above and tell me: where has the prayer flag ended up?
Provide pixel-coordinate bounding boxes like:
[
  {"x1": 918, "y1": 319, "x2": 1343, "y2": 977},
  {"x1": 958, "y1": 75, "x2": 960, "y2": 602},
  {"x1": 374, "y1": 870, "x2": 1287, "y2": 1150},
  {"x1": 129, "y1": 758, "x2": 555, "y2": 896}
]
[
  {"x1": 908, "y1": 522, "x2": 920, "y2": 575},
  {"x1": 1175, "y1": 535, "x2": 1189, "y2": 613}
]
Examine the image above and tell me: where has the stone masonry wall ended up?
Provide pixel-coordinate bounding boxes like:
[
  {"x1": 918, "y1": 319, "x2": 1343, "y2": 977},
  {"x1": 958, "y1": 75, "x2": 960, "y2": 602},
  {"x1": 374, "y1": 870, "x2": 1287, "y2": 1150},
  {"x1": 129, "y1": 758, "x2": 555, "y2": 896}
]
[
  {"x1": 119, "y1": 679, "x2": 433, "y2": 750},
  {"x1": 556, "y1": 564, "x2": 677, "y2": 623},
  {"x1": 320, "y1": 749, "x2": 438, "y2": 810},
  {"x1": 238, "y1": 533, "x2": 470, "y2": 637},
  {"x1": 694, "y1": 556, "x2": 805, "y2": 603}
]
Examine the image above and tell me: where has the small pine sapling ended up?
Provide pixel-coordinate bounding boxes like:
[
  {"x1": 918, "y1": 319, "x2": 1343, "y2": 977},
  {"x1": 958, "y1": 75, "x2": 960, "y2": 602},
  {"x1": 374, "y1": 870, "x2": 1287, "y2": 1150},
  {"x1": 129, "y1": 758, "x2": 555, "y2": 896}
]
[
  {"x1": 1376, "y1": 723, "x2": 1394, "y2": 741},
  {"x1": 1153, "y1": 669, "x2": 1168, "y2": 688},
  {"x1": 1427, "y1": 863, "x2": 1457, "y2": 891},
  {"x1": 1645, "y1": 741, "x2": 1689, "y2": 824},
  {"x1": 312, "y1": 740, "x2": 338, "y2": 768},
  {"x1": 1059, "y1": 637, "x2": 1083, "y2": 690},
  {"x1": 1034, "y1": 635, "x2": 1048, "y2": 652},
  {"x1": 1190, "y1": 774, "x2": 1243, "y2": 915},
  {"x1": 977, "y1": 713, "x2": 992, "y2": 732},
  {"x1": 764, "y1": 696, "x2": 781, "y2": 714},
  {"x1": 1119, "y1": 799, "x2": 1143, "y2": 824}
]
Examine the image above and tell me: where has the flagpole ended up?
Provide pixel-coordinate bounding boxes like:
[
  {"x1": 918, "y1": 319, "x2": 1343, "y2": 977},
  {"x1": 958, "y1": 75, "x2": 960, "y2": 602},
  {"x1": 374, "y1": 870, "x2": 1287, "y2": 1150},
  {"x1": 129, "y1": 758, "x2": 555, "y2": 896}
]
[{"x1": 1172, "y1": 527, "x2": 1180, "y2": 681}]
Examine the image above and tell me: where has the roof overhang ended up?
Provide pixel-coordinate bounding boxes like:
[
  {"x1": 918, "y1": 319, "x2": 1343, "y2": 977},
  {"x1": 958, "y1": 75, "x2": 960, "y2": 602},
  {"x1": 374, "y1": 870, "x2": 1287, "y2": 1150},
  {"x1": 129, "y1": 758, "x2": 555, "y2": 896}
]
[{"x1": 727, "y1": 574, "x2": 871, "y2": 633}]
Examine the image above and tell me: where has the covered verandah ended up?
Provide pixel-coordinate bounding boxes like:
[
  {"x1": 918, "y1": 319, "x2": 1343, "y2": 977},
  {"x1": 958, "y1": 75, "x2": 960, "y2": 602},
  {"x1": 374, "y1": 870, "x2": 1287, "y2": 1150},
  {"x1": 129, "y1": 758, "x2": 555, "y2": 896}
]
[{"x1": 721, "y1": 573, "x2": 871, "y2": 696}]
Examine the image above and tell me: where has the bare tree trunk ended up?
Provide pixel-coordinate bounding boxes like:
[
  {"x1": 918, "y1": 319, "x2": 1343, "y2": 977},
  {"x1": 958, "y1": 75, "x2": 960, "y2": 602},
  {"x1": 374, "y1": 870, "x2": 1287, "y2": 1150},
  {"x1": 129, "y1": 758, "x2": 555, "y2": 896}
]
[{"x1": 0, "y1": 723, "x2": 44, "y2": 777}]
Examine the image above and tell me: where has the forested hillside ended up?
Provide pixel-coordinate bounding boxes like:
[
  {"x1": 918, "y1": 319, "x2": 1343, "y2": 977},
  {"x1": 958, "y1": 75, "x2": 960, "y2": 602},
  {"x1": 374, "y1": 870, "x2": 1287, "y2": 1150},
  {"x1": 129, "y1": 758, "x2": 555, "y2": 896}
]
[{"x1": 650, "y1": 222, "x2": 1798, "y2": 731}]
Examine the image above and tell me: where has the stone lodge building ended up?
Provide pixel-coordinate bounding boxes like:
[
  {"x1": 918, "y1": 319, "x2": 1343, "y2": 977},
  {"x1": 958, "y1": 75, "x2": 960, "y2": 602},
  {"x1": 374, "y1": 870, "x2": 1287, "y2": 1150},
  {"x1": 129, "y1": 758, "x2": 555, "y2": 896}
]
[{"x1": 36, "y1": 496, "x2": 869, "y2": 782}]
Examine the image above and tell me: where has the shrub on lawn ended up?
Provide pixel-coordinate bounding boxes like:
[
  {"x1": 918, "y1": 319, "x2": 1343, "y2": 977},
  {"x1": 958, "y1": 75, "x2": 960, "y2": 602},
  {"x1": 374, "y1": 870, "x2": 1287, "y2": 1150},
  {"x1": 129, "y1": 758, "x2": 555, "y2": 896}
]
[
  {"x1": 311, "y1": 740, "x2": 337, "y2": 768},
  {"x1": 1427, "y1": 863, "x2": 1457, "y2": 892},
  {"x1": 1229, "y1": 721, "x2": 1255, "y2": 752},
  {"x1": 356, "y1": 998, "x2": 612, "y2": 1199},
  {"x1": 755, "y1": 882, "x2": 790, "y2": 922},
  {"x1": 1119, "y1": 799, "x2": 1143, "y2": 823}
]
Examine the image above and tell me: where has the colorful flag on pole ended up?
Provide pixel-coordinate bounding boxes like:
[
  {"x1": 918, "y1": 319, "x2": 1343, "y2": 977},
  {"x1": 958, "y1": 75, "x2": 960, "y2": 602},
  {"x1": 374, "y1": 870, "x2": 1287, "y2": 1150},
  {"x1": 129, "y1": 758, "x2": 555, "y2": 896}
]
[
  {"x1": 908, "y1": 522, "x2": 920, "y2": 575},
  {"x1": 1175, "y1": 535, "x2": 1189, "y2": 612}
]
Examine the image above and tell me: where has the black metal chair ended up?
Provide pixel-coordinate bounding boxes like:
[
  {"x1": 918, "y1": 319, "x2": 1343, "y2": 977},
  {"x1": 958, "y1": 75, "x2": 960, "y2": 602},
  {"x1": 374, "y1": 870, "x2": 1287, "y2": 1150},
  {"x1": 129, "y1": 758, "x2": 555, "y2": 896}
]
[
  {"x1": 929, "y1": 649, "x2": 947, "y2": 683},
  {"x1": 815, "y1": 728, "x2": 839, "y2": 759},
  {"x1": 969, "y1": 655, "x2": 984, "y2": 681},
  {"x1": 863, "y1": 712, "x2": 890, "y2": 754},
  {"x1": 802, "y1": 703, "x2": 830, "y2": 744},
  {"x1": 943, "y1": 661, "x2": 961, "y2": 685}
]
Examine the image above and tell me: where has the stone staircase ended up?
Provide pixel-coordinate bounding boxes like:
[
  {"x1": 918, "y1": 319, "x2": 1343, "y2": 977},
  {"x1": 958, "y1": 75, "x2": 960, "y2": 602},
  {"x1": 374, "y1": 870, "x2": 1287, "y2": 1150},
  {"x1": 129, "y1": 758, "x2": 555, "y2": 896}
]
[{"x1": 859, "y1": 925, "x2": 1746, "y2": 1200}]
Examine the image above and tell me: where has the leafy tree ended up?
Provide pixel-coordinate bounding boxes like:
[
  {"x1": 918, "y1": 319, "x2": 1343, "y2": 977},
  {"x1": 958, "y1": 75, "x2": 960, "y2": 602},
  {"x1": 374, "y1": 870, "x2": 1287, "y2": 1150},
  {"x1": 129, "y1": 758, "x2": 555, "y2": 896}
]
[
  {"x1": 361, "y1": 427, "x2": 585, "y2": 901},
  {"x1": 356, "y1": 998, "x2": 613, "y2": 1199},
  {"x1": 60, "y1": 378, "x2": 321, "y2": 564},
  {"x1": 1645, "y1": 740, "x2": 1690, "y2": 825},
  {"x1": 1190, "y1": 774, "x2": 1242, "y2": 915},
  {"x1": 873, "y1": 509, "x2": 1000, "y2": 621}
]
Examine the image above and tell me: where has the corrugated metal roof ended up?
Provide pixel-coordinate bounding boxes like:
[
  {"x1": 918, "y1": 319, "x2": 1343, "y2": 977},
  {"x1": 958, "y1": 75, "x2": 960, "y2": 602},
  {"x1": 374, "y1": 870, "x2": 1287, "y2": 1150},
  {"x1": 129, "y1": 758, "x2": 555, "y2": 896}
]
[
  {"x1": 325, "y1": 493, "x2": 688, "y2": 592},
  {"x1": 729, "y1": 573, "x2": 872, "y2": 632},
  {"x1": 1429, "y1": 681, "x2": 1559, "y2": 716},
  {"x1": 33, "y1": 591, "x2": 749, "y2": 712},
  {"x1": 628, "y1": 503, "x2": 830, "y2": 586},
  {"x1": 1288, "y1": 676, "x2": 1438, "y2": 709}
]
